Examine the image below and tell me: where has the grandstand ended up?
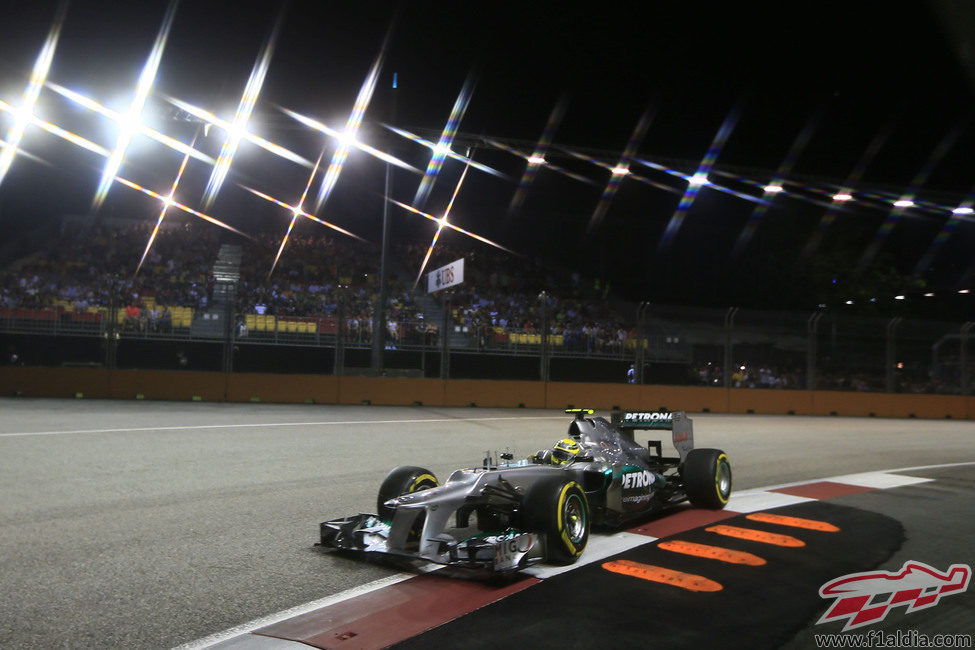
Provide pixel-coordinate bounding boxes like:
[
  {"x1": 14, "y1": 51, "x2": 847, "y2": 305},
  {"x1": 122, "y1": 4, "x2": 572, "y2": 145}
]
[{"x1": 0, "y1": 219, "x2": 970, "y2": 395}]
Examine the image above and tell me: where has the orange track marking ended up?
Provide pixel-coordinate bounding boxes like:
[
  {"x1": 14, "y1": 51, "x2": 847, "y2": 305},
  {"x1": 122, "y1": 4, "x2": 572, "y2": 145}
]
[
  {"x1": 705, "y1": 525, "x2": 805, "y2": 547},
  {"x1": 658, "y1": 540, "x2": 767, "y2": 565},
  {"x1": 602, "y1": 559, "x2": 723, "y2": 592},
  {"x1": 745, "y1": 512, "x2": 840, "y2": 532}
]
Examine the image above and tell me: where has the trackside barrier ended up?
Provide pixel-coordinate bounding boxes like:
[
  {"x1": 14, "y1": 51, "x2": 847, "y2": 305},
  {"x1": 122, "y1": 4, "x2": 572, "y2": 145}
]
[{"x1": 0, "y1": 367, "x2": 972, "y2": 419}]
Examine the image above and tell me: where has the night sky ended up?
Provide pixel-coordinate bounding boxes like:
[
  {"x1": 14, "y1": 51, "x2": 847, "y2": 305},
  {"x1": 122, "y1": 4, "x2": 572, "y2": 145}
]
[{"x1": 0, "y1": 1, "x2": 973, "y2": 317}]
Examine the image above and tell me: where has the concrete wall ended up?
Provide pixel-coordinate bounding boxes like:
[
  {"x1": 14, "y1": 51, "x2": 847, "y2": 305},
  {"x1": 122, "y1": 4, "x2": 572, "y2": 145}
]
[{"x1": 1, "y1": 366, "x2": 972, "y2": 419}]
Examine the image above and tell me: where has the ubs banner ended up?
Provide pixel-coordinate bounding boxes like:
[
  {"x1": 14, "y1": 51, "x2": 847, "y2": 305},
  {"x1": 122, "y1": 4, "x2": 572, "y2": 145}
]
[{"x1": 427, "y1": 258, "x2": 464, "y2": 293}]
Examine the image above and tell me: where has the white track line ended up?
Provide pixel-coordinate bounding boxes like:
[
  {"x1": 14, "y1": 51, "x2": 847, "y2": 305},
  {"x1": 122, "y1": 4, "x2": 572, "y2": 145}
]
[
  {"x1": 176, "y1": 461, "x2": 975, "y2": 649},
  {"x1": 826, "y1": 472, "x2": 933, "y2": 489},
  {"x1": 172, "y1": 573, "x2": 413, "y2": 650},
  {"x1": 735, "y1": 460, "x2": 975, "y2": 493},
  {"x1": 725, "y1": 491, "x2": 814, "y2": 513},
  {"x1": 0, "y1": 416, "x2": 565, "y2": 438},
  {"x1": 523, "y1": 531, "x2": 654, "y2": 579}
]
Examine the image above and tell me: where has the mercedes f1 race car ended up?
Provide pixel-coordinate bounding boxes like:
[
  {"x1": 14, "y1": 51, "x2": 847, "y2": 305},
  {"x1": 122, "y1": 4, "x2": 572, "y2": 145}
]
[{"x1": 319, "y1": 409, "x2": 731, "y2": 572}]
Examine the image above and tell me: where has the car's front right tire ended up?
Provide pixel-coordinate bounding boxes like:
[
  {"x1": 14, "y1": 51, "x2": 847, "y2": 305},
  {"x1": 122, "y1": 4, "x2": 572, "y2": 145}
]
[{"x1": 376, "y1": 465, "x2": 439, "y2": 520}]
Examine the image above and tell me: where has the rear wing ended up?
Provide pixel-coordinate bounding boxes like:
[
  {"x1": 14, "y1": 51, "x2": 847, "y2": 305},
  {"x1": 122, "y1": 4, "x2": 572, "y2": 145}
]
[{"x1": 612, "y1": 410, "x2": 694, "y2": 460}]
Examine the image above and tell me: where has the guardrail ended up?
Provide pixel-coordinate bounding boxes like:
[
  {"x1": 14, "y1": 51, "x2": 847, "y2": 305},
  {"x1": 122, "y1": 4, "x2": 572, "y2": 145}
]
[
  {"x1": 1, "y1": 304, "x2": 971, "y2": 395},
  {"x1": 1, "y1": 366, "x2": 972, "y2": 419}
]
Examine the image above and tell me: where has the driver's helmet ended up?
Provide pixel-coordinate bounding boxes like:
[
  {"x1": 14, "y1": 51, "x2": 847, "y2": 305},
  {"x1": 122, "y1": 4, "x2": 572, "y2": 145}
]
[{"x1": 552, "y1": 438, "x2": 582, "y2": 465}]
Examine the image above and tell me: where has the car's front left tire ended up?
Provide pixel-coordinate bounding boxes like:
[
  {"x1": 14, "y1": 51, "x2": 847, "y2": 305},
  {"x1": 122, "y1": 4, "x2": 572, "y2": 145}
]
[{"x1": 522, "y1": 476, "x2": 590, "y2": 564}]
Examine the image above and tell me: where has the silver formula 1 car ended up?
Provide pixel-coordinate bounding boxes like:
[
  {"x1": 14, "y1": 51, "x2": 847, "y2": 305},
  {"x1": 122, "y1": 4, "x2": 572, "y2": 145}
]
[{"x1": 319, "y1": 409, "x2": 731, "y2": 572}]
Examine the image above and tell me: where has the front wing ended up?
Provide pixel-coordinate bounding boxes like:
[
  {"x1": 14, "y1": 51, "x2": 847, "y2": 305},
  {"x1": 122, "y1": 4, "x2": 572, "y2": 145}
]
[{"x1": 319, "y1": 513, "x2": 545, "y2": 572}]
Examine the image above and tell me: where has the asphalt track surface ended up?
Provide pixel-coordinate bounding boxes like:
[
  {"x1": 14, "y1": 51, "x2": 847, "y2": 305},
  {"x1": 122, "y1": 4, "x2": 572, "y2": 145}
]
[{"x1": 0, "y1": 397, "x2": 973, "y2": 649}]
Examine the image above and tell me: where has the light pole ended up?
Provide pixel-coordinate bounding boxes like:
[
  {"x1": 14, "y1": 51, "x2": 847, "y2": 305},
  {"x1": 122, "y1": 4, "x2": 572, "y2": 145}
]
[
  {"x1": 440, "y1": 289, "x2": 451, "y2": 379},
  {"x1": 103, "y1": 275, "x2": 120, "y2": 369},
  {"x1": 371, "y1": 72, "x2": 397, "y2": 373},
  {"x1": 636, "y1": 301, "x2": 650, "y2": 384},
  {"x1": 539, "y1": 291, "x2": 550, "y2": 381},
  {"x1": 334, "y1": 284, "x2": 346, "y2": 376},
  {"x1": 723, "y1": 307, "x2": 739, "y2": 388}
]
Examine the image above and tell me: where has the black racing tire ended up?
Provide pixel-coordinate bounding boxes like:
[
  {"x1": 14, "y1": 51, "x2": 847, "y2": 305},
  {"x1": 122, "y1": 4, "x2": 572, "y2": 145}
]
[
  {"x1": 522, "y1": 476, "x2": 590, "y2": 564},
  {"x1": 683, "y1": 448, "x2": 732, "y2": 509},
  {"x1": 376, "y1": 466, "x2": 439, "y2": 520}
]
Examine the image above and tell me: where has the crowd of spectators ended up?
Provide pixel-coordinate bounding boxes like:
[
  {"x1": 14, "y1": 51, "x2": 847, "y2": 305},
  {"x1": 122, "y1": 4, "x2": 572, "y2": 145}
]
[
  {"x1": 235, "y1": 231, "x2": 427, "y2": 342},
  {"x1": 0, "y1": 219, "x2": 638, "y2": 353},
  {"x1": 417, "y1": 242, "x2": 631, "y2": 353},
  {"x1": 1, "y1": 219, "x2": 969, "y2": 393},
  {"x1": 693, "y1": 363, "x2": 805, "y2": 389},
  {"x1": 691, "y1": 361, "x2": 967, "y2": 394},
  {"x1": 0, "y1": 219, "x2": 218, "y2": 314},
  {"x1": 230, "y1": 233, "x2": 634, "y2": 351}
]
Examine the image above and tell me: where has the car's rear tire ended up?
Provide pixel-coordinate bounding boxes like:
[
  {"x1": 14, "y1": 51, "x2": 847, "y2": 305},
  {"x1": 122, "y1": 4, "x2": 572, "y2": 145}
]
[
  {"x1": 522, "y1": 476, "x2": 590, "y2": 564},
  {"x1": 376, "y1": 466, "x2": 439, "y2": 520},
  {"x1": 683, "y1": 448, "x2": 732, "y2": 509}
]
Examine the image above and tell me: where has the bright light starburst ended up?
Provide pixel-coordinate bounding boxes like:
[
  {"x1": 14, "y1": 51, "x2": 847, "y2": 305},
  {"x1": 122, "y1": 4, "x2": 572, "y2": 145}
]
[
  {"x1": 134, "y1": 133, "x2": 198, "y2": 277},
  {"x1": 411, "y1": 76, "x2": 475, "y2": 210},
  {"x1": 283, "y1": 108, "x2": 419, "y2": 174},
  {"x1": 587, "y1": 107, "x2": 653, "y2": 232},
  {"x1": 562, "y1": 148, "x2": 680, "y2": 195},
  {"x1": 201, "y1": 10, "x2": 283, "y2": 209},
  {"x1": 508, "y1": 97, "x2": 566, "y2": 216},
  {"x1": 384, "y1": 124, "x2": 504, "y2": 179},
  {"x1": 115, "y1": 175, "x2": 255, "y2": 240},
  {"x1": 803, "y1": 114, "x2": 897, "y2": 258},
  {"x1": 414, "y1": 152, "x2": 474, "y2": 288},
  {"x1": 0, "y1": 4, "x2": 64, "y2": 189},
  {"x1": 47, "y1": 82, "x2": 215, "y2": 166},
  {"x1": 312, "y1": 35, "x2": 388, "y2": 214},
  {"x1": 92, "y1": 1, "x2": 177, "y2": 211},
  {"x1": 857, "y1": 123, "x2": 962, "y2": 272},
  {"x1": 267, "y1": 149, "x2": 327, "y2": 278},
  {"x1": 241, "y1": 183, "x2": 365, "y2": 246},
  {"x1": 657, "y1": 103, "x2": 742, "y2": 254},
  {"x1": 167, "y1": 97, "x2": 310, "y2": 168},
  {"x1": 0, "y1": 98, "x2": 109, "y2": 157},
  {"x1": 392, "y1": 195, "x2": 513, "y2": 270},
  {"x1": 487, "y1": 138, "x2": 597, "y2": 187}
]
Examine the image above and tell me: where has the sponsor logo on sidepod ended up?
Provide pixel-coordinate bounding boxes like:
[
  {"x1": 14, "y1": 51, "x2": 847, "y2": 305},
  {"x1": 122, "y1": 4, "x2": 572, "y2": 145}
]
[
  {"x1": 817, "y1": 561, "x2": 971, "y2": 631},
  {"x1": 621, "y1": 470, "x2": 656, "y2": 489}
]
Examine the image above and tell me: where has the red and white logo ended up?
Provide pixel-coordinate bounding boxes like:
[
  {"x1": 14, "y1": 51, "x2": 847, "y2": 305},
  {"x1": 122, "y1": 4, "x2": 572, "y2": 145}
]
[{"x1": 818, "y1": 561, "x2": 971, "y2": 631}]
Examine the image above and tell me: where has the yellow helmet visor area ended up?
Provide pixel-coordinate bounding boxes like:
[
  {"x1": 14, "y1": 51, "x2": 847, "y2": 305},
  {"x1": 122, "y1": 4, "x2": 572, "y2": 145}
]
[{"x1": 552, "y1": 438, "x2": 581, "y2": 465}]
